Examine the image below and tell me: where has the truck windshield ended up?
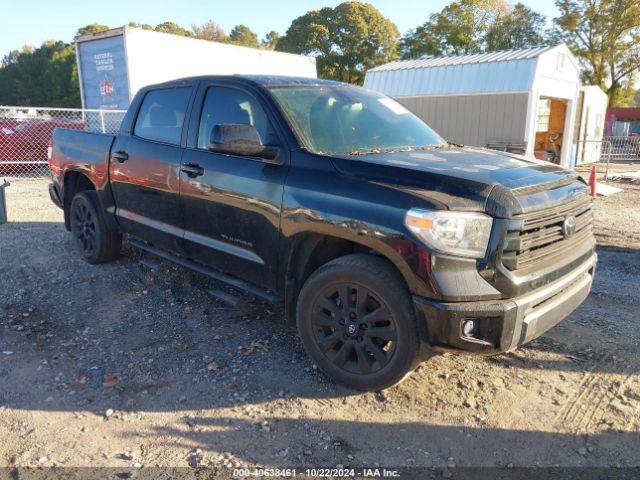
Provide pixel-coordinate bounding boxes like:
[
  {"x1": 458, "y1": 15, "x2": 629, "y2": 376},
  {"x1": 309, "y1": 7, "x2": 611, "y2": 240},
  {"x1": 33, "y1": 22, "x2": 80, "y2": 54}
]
[{"x1": 269, "y1": 85, "x2": 445, "y2": 156}]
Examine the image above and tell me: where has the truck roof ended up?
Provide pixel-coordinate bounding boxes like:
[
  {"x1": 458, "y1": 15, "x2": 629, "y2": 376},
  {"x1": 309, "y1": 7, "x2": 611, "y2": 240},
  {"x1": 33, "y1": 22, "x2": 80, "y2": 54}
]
[{"x1": 143, "y1": 75, "x2": 346, "y2": 90}]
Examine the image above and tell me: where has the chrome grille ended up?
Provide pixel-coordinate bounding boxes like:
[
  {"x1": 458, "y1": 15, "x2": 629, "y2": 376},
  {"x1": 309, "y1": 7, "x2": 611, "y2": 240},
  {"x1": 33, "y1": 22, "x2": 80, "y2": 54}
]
[{"x1": 502, "y1": 195, "x2": 593, "y2": 272}]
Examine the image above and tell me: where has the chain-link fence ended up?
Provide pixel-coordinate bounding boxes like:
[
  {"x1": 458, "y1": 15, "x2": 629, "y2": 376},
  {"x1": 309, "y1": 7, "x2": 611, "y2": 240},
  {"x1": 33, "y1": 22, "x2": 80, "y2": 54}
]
[
  {"x1": 574, "y1": 136, "x2": 640, "y2": 179},
  {"x1": 575, "y1": 136, "x2": 640, "y2": 175},
  {"x1": 602, "y1": 135, "x2": 640, "y2": 162},
  {"x1": 0, "y1": 106, "x2": 126, "y2": 179}
]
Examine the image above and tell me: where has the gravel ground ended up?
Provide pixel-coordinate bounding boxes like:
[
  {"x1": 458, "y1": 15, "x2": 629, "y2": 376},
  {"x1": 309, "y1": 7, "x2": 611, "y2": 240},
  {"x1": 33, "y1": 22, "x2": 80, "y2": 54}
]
[{"x1": 0, "y1": 171, "x2": 639, "y2": 473}]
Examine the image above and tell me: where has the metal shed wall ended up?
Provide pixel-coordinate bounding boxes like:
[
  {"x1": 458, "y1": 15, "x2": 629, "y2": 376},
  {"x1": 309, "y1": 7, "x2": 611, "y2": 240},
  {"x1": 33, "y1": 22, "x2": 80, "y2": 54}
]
[{"x1": 397, "y1": 92, "x2": 529, "y2": 147}]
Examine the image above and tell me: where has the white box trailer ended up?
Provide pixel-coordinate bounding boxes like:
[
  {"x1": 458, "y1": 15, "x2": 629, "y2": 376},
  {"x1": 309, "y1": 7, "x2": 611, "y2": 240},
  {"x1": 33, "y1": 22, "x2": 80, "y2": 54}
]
[{"x1": 75, "y1": 26, "x2": 317, "y2": 110}]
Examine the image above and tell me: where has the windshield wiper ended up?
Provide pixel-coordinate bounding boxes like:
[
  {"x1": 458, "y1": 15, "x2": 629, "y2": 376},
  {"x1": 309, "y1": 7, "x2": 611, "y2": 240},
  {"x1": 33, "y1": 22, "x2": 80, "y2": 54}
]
[
  {"x1": 348, "y1": 144, "x2": 448, "y2": 155},
  {"x1": 410, "y1": 144, "x2": 450, "y2": 151},
  {"x1": 348, "y1": 148, "x2": 388, "y2": 155}
]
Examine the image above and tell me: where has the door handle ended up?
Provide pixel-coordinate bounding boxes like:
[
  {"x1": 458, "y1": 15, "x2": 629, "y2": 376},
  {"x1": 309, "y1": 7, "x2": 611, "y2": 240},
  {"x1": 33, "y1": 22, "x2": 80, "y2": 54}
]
[
  {"x1": 180, "y1": 162, "x2": 204, "y2": 178},
  {"x1": 112, "y1": 150, "x2": 129, "y2": 163}
]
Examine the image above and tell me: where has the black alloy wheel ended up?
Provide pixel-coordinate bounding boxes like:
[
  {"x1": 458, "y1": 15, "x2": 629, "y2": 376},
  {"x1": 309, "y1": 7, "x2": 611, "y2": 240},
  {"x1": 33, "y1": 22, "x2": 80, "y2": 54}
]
[
  {"x1": 68, "y1": 191, "x2": 122, "y2": 264},
  {"x1": 296, "y1": 254, "x2": 422, "y2": 391},
  {"x1": 311, "y1": 283, "x2": 397, "y2": 375},
  {"x1": 71, "y1": 199, "x2": 97, "y2": 256}
]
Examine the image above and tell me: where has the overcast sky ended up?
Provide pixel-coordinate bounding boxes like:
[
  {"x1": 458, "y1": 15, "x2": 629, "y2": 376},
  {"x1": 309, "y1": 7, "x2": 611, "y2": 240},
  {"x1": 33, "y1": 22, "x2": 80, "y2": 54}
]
[{"x1": 0, "y1": 0, "x2": 560, "y2": 57}]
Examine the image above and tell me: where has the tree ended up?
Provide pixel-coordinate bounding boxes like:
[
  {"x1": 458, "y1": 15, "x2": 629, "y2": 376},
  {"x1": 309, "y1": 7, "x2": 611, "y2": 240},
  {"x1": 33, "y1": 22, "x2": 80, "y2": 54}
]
[
  {"x1": 554, "y1": 0, "x2": 640, "y2": 106},
  {"x1": 277, "y1": 2, "x2": 400, "y2": 84},
  {"x1": 401, "y1": 0, "x2": 510, "y2": 58},
  {"x1": 128, "y1": 22, "x2": 154, "y2": 31},
  {"x1": 0, "y1": 41, "x2": 80, "y2": 107},
  {"x1": 225, "y1": 24, "x2": 259, "y2": 48},
  {"x1": 261, "y1": 31, "x2": 281, "y2": 50},
  {"x1": 612, "y1": 73, "x2": 639, "y2": 107},
  {"x1": 191, "y1": 20, "x2": 227, "y2": 42},
  {"x1": 399, "y1": 25, "x2": 440, "y2": 60},
  {"x1": 154, "y1": 21, "x2": 192, "y2": 37},
  {"x1": 485, "y1": 3, "x2": 547, "y2": 51},
  {"x1": 76, "y1": 24, "x2": 110, "y2": 37}
]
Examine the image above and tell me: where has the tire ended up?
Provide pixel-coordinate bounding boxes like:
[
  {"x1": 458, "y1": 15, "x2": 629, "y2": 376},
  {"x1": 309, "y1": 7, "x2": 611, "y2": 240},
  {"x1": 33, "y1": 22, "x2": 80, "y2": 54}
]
[
  {"x1": 69, "y1": 191, "x2": 121, "y2": 264},
  {"x1": 296, "y1": 254, "x2": 421, "y2": 391}
]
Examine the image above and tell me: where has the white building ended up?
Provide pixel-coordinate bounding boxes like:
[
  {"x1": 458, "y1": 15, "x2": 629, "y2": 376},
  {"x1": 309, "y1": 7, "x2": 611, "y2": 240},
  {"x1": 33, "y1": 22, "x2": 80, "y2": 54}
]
[
  {"x1": 574, "y1": 85, "x2": 608, "y2": 164},
  {"x1": 365, "y1": 44, "x2": 605, "y2": 168}
]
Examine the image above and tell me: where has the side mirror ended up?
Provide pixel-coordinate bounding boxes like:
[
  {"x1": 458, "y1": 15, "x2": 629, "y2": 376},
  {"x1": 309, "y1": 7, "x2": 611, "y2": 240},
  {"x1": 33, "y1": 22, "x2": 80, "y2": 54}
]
[{"x1": 208, "y1": 124, "x2": 279, "y2": 162}]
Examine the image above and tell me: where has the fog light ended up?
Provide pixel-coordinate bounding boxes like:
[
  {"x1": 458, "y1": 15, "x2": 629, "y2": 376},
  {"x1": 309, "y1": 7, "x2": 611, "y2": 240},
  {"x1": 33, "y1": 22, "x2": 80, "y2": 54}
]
[{"x1": 462, "y1": 319, "x2": 476, "y2": 338}]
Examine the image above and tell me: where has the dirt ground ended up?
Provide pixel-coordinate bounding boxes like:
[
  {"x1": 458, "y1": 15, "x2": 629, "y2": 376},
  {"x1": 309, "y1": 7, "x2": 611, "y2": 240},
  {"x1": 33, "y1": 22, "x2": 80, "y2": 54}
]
[{"x1": 0, "y1": 166, "x2": 639, "y2": 474}]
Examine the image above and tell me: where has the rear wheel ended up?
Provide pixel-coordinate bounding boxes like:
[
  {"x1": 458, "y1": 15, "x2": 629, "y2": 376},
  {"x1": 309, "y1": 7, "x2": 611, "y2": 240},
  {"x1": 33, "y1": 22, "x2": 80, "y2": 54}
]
[
  {"x1": 69, "y1": 191, "x2": 121, "y2": 264},
  {"x1": 296, "y1": 254, "x2": 421, "y2": 391}
]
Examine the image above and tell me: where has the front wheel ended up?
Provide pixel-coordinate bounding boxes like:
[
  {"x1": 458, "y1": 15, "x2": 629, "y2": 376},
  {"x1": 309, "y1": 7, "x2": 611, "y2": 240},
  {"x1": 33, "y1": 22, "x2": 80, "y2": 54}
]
[
  {"x1": 296, "y1": 254, "x2": 421, "y2": 391},
  {"x1": 69, "y1": 191, "x2": 121, "y2": 264}
]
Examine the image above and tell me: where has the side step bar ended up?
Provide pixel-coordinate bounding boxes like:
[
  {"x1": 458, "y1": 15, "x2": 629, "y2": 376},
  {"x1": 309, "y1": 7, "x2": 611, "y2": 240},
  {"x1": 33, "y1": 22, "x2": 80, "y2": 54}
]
[
  {"x1": 129, "y1": 239, "x2": 280, "y2": 303},
  {"x1": 207, "y1": 289, "x2": 240, "y2": 307},
  {"x1": 138, "y1": 258, "x2": 160, "y2": 270}
]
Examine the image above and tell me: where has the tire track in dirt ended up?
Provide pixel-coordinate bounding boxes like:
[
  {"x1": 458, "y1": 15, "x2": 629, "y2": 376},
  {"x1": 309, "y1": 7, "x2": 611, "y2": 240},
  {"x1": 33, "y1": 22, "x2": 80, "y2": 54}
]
[{"x1": 555, "y1": 353, "x2": 638, "y2": 432}]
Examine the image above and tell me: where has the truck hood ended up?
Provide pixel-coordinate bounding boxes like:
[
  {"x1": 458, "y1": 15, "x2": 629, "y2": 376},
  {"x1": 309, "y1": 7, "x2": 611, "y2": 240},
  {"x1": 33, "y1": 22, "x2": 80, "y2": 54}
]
[{"x1": 331, "y1": 146, "x2": 586, "y2": 216}]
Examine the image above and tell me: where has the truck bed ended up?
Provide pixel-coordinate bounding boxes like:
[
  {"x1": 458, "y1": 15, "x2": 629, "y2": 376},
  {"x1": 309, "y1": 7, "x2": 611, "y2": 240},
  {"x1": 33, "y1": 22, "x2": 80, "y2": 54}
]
[{"x1": 49, "y1": 129, "x2": 115, "y2": 191}]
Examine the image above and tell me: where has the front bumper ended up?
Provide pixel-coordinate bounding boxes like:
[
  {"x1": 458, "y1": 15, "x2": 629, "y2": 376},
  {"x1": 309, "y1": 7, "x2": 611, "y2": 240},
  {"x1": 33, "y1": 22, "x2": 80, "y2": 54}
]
[{"x1": 413, "y1": 253, "x2": 597, "y2": 353}]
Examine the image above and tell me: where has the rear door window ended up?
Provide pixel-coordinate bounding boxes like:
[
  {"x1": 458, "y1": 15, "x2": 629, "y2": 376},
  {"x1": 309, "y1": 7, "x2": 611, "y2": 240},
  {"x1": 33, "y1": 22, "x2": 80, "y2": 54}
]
[{"x1": 134, "y1": 88, "x2": 191, "y2": 145}]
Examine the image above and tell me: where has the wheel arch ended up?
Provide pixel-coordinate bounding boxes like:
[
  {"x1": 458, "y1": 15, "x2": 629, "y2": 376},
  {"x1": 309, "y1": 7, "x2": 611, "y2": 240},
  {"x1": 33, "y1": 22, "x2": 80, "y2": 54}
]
[
  {"x1": 62, "y1": 170, "x2": 96, "y2": 231},
  {"x1": 282, "y1": 231, "x2": 421, "y2": 325}
]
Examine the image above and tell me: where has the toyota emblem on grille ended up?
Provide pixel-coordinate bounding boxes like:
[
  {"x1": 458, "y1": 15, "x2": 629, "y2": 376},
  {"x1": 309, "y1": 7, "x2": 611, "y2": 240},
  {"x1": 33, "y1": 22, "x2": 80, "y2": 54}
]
[{"x1": 562, "y1": 215, "x2": 577, "y2": 238}]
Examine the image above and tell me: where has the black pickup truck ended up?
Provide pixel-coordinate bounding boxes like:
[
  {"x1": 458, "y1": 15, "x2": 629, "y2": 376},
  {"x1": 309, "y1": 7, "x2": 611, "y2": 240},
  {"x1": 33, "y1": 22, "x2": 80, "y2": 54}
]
[{"x1": 49, "y1": 75, "x2": 596, "y2": 390}]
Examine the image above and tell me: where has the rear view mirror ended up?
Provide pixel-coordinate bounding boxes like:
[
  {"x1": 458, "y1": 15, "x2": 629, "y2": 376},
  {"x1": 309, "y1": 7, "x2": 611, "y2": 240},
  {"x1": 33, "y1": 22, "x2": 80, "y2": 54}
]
[{"x1": 208, "y1": 124, "x2": 279, "y2": 162}]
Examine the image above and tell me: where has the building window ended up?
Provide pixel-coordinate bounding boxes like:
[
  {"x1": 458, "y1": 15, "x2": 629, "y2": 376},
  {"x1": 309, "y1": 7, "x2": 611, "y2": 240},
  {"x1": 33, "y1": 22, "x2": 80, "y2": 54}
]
[{"x1": 536, "y1": 99, "x2": 551, "y2": 132}]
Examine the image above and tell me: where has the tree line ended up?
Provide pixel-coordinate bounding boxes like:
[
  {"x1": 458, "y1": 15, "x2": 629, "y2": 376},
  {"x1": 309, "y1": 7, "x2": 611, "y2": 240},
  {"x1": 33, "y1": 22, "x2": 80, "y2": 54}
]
[{"x1": 1, "y1": 0, "x2": 638, "y2": 108}]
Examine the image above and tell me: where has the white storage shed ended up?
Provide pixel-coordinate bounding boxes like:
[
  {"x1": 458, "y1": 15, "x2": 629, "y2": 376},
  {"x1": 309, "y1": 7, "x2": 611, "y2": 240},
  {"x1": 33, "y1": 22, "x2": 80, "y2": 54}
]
[
  {"x1": 573, "y1": 85, "x2": 608, "y2": 165},
  {"x1": 364, "y1": 44, "x2": 585, "y2": 168},
  {"x1": 75, "y1": 27, "x2": 317, "y2": 111}
]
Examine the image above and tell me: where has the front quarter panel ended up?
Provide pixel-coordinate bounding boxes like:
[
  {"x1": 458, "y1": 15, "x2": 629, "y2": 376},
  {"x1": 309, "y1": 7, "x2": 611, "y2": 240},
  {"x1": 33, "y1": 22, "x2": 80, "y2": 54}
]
[{"x1": 280, "y1": 150, "x2": 439, "y2": 298}]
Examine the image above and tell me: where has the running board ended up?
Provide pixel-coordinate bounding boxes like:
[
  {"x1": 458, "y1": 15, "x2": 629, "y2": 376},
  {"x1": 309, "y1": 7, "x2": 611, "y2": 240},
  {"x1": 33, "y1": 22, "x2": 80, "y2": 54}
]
[
  {"x1": 129, "y1": 239, "x2": 280, "y2": 303},
  {"x1": 138, "y1": 257, "x2": 160, "y2": 270},
  {"x1": 207, "y1": 289, "x2": 240, "y2": 307}
]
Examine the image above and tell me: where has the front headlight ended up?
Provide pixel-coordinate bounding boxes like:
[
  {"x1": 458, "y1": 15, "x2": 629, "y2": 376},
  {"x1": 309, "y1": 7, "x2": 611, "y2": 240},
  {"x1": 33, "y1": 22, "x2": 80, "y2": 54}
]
[{"x1": 404, "y1": 209, "x2": 493, "y2": 259}]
